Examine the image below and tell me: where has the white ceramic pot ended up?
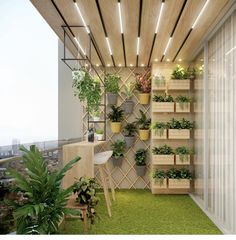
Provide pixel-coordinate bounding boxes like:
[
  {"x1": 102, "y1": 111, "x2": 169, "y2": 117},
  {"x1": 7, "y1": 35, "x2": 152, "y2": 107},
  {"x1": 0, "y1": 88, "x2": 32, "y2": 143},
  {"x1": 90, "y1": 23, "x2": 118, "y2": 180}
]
[
  {"x1": 96, "y1": 134, "x2": 103, "y2": 141},
  {"x1": 93, "y1": 117, "x2": 100, "y2": 121}
]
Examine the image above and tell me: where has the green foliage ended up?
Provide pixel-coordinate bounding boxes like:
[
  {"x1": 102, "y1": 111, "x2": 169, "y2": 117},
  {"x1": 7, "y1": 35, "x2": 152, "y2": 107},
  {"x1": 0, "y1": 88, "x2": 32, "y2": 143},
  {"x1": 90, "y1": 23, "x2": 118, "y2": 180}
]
[
  {"x1": 166, "y1": 168, "x2": 192, "y2": 179},
  {"x1": 175, "y1": 95, "x2": 192, "y2": 103},
  {"x1": 153, "y1": 94, "x2": 174, "y2": 102},
  {"x1": 153, "y1": 74, "x2": 165, "y2": 87},
  {"x1": 9, "y1": 145, "x2": 80, "y2": 234},
  {"x1": 152, "y1": 170, "x2": 166, "y2": 185},
  {"x1": 95, "y1": 129, "x2": 104, "y2": 134},
  {"x1": 107, "y1": 105, "x2": 124, "y2": 122},
  {"x1": 175, "y1": 146, "x2": 193, "y2": 162},
  {"x1": 151, "y1": 122, "x2": 167, "y2": 136},
  {"x1": 123, "y1": 122, "x2": 137, "y2": 137},
  {"x1": 72, "y1": 68, "x2": 101, "y2": 113},
  {"x1": 104, "y1": 74, "x2": 120, "y2": 93},
  {"x1": 73, "y1": 177, "x2": 99, "y2": 224},
  {"x1": 111, "y1": 140, "x2": 126, "y2": 159},
  {"x1": 171, "y1": 65, "x2": 189, "y2": 79},
  {"x1": 167, "y1": 118, "x2": 194, "y2": 129},
  {"x1": 135, "y1": 110, "x2": 151, "y2": 130},
  {"x1": 152, "y1": 145, "x2": 174, "y2": 155},
  {"x1": 123, "y1": 82, "x2": 135, "y2": 99},
  {"x1": 134, "y1": 149, "x2": 147, "y2": 166}
]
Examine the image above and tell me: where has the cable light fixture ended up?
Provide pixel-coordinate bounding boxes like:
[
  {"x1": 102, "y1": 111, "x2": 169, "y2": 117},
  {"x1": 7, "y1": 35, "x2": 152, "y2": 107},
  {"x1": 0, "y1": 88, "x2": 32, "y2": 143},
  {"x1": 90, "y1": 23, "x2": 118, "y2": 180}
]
[
  {"x1": 155, "y1": 1, "x2": 164, "y2": 34},
  {"x1": 118, "y1": 0, "x2": 126, "y2": 66},
  {"x1": 106, "y1": 37, "x2": 112, "y2": 55},
  {"x1": 118, "y1": 1, "x2": 123, "y2": 34}
]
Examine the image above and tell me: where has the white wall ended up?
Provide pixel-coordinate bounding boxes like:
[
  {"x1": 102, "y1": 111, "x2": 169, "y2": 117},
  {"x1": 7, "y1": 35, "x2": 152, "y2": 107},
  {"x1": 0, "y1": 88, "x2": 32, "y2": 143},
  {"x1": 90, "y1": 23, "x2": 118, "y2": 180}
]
[{"x1": 58, "y1": 40, "x2": 83, "y2": 140}]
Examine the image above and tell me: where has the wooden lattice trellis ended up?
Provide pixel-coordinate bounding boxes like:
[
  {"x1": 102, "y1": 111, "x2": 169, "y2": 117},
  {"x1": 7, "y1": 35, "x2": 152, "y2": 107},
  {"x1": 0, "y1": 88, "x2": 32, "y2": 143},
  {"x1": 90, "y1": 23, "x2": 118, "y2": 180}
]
[{"x1": 82, "y1": 67, "x2": 151, "y2": 189}]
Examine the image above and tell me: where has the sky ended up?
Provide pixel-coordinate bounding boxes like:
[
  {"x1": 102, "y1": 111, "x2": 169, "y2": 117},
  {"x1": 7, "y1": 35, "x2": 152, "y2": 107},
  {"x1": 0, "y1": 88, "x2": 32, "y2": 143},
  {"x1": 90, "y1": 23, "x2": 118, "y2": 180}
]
[{"x1": 0, "y1": 0, "x2": 58, "y2": 146}]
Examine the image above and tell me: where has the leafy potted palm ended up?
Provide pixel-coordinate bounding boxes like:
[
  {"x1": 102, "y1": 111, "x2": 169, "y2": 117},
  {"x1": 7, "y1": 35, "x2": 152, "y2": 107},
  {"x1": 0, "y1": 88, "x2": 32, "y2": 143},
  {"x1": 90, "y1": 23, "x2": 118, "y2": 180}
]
[
  {"x1": 175, "y1": 95, "x2": 192, "y2": 112},
  {"x1": 134, "y1": 149, "x2": 147, "y2": 176},
  {"x1": 151, "y1": 122, "x2": 167, "y2": 139},
  {"x1": 152, "y1": 169, "x2": 167, "y2": 189},
  {"x1": 175, "y1": 146, "x2": 193, "y2": 165},
  {"x1": 167, "y1": 118, "x2": 194, "y2": 139},
  {"x1": 152, "y1": 94, "x2": 174, "y2": 112},
  {"x1": 123, "y1": 81, "x2": 135, "y2": 114},
  {"x1": 107, "y1": 105, "x2": 124, "y2": 133},
  {"x1": 110, "y1": 139, "x2": 126, "y2": 166},
  {"x1": 169, "y1": 65, "x2": 190, "y2": 90},
  {"x1": 123, "y1": 122, "x2": 137, "y2": 148},
  {"x1": 104, "y1": 73, "x2": 120, "y2": 105},
  {"x1": 95, "y1": 129, "x2": 104, "y2": 141},
  {"x1": 135, "y1": 110, "x2": 151, "y2": 141},
  {"x1": 152, "y1": 144, "x2": 174, "y2": 165},
  {"x1": 135, "y1": 72, "x2": 151, "y2": 105},
  {"x1": 167, "y1": 168, "x2": 192, "y2": 189}
]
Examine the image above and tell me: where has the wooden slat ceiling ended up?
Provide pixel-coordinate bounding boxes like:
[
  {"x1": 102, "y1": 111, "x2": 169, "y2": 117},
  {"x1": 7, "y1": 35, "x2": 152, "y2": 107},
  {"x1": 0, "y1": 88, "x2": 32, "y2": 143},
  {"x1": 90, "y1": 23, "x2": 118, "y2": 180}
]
[{"x1": 30, "y1": 0, "x2": 232, "y2": 67}]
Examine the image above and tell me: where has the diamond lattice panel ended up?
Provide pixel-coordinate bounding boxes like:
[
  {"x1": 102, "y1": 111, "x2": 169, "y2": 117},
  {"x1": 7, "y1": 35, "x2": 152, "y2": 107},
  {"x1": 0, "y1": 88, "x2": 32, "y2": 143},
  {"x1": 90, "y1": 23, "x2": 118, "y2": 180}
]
[{"x1": 83, "y1": 67, "x2": 151, "y2": 189}]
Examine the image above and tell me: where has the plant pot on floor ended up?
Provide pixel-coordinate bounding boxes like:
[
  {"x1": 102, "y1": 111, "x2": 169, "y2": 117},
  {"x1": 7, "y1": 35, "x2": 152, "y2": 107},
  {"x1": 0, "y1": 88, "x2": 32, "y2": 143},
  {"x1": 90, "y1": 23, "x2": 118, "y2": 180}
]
[
  {"x1": 112, "y1": 157, "x2": 123, "y2": 166},
  {"x1": 107, "y1": 93, "x2": 118, "y2": 105},
  {"x1": 124, "y1": 136, "x2": 135, "y2": 148},
  {"x1": 110, "y1": 122, "x2": 122, "y2": 133},
  {"x1": 139, "y1": 129, "x2": 150, "y2": 141},
  {"x1": 123, "y1": 100, "x2": 134, "y2": 114},
  {"x1": 135, "y1": 165, "x2": 146, "y2": 176},
  {"x1": 138, "y1": 93, "x2": 150, "y2": 105}
]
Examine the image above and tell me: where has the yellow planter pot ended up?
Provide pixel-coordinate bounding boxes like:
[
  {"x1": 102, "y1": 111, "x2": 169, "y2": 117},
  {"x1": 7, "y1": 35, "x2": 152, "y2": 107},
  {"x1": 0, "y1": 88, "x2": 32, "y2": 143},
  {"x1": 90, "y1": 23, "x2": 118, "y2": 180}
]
[
  {"x1": 139, "y1": 129, "x2": 150, "y2": 141},
  {"x1": 138, "y1": 93, "x2": 150, "y2": 105},
  {"x1": 110, "y1": 122, "x2": 122, "y2": 133}
]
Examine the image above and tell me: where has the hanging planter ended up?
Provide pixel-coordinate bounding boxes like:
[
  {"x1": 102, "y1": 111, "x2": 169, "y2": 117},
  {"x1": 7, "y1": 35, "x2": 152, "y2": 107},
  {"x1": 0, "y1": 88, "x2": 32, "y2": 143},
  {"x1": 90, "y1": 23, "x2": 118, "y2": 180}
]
[
  {"x1": 104, "y1": 73, "x2": 120, "y2": 105},
  {"x1": 134, "y1": 149, "x2": 147, "y2": 176},
  {"x1": 107, "y1": 93, "x2": 118, "y2": 105},
  {"x1": 135, "y1": 72, "x2": 151, "y2": 105},
  {"x1": 123, "y1": 82, "x2": 135, "y2": 114},
  {"x1": 135, "y1": 110, "x2": 151, "y2": 141},
  {"x1": 138, "y1": 93, "x2": 150, "y2": 105},
  {"x1": 107, "y1": 105, "x2": 124, "y2": 134},
  {"x1": 123, "y1": 100, "x2": 134, "y2": 114},
  {"x1": 111, "y1": 140, "x2": 125, "y2": 166},
  {"x1": 123, "y1": 122, "x2": 137, "y2": 148},
  {"x1": 110, "y1": 122, "x2": 122, "y2": 133},
  {"x1": 139, "y1": 129, "x2": 150, "y2": 141}
]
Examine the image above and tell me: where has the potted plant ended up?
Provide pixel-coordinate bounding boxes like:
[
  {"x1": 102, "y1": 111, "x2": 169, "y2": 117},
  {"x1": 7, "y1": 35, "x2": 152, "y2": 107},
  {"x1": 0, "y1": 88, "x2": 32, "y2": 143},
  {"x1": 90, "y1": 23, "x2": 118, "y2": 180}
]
[
  {"x1": 152, "y1": 169, "x2": 167, "y2": 188},
  {"x1": 167, "y1": 168, "x2": 192, "y2": 189},
  {"x1": 123, "y1": 122, "x2": 137, "y2": 148},
  {"x1": 151, "y1": 122, "x2": 167, "y2": 139},
  {"x1": 167, "y1": 118, "x2": 194, "y2": 139},
  {"x1": 152, "y1": 94, "x2": 174, "y2": 112},
  {"x1": 110, "y1": 139, "x2": 126, "y2": 166},
  {"x1": 73, "y1": 177, "x2": 99, "y2": 224},
  {"x1": 92, "y1": 110, "x2": 100, "y2": 121},
  {"x1": 153, "y1": 73, "x2": 166, "y2": 90},
  {"x1": 175, "y1": 95, "x2": 192, "y2": 112},
  {"x1": 95, "y1": 129, "x2": 104, "y2": 141},
  {"x1": 175, "y1": 146, "x2": 193, "y2": 165},
  {"x1": 135, "y1": 72, "x2": 151, "y2": 105},
  {"x1": 107, "y1": 105, "x2": 124, "y2": 133},
  {"x1": 152, "y1": 145, "x2": 174, "y2": 165},
  {"x1": 9, "y1": 145, "x2": 80, "y2": 234},
  {"x1": 104, "y1": 73, "x2": 120, "y2": 105},
  {"x1": 135, "y1": 110, "x2": 151, "y2": 141},
  {"x1": 134, "y1": 149, "x2": 147, "y2": 176},
  {"x1": 169, "y1": 65, "x2": 190, "y2": 90},
  {"x1": 72, "y1": 68, "x2": 101, "y2": 114},
  {"x1": 123, "y1": 81, "x2": 135, "y2": 114}
]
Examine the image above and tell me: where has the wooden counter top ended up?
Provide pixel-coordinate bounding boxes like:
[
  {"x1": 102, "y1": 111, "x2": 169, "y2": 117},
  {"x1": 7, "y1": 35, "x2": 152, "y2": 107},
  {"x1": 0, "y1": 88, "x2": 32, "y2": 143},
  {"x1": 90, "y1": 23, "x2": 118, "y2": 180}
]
[{"x1": 64, "y1": 140, "x2": 107, "y2": 148}]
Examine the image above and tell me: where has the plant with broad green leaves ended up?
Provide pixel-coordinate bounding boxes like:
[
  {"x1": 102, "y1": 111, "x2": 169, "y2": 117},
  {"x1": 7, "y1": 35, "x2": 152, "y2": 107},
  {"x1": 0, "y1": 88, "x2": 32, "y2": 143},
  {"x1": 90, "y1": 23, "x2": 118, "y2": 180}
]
[
  {"x1": 104, "y1": 74, "x2": 120, "y2": 93},
  {"x1": 123, "y1": 122, "x2": 137, "y2": 137},
  {"x1": 134, "y1": 149, "x2": 147, "y2": 166},
  {"x1": 107, "y1": 105, "x2": 124, "y2": 122},
  {"x1": 171, "y1": 65, "x2": 189, "y2": 79},
  {"x1": 8, "y1": 145, "x2": 80, "y2": 234},
  {"x1": 73, "y1": 177, "x2": 99, "y2": 224},
  {"x1": 152, "y1": 170, "x2": 166, "y2": 185},
  {"x1": 123, "y1": 82, "x2": 135, "y2": 99},
  {"x1": 167, "y1": 118, "x2": 194, "y2": 129},
  {"x1": 135, "y1": 110, "x2": 151, "y2": 130},
  {"x1": 153, "y1": 94, "x2": 174, "y2": 102},
  {"x1": 152, "y1": 145, "x2": 174, "y2": 155},
  {"x1": 72, "y1": 68, "x2": 101, "y2": 114},
  {"x1": 111, "y1": 140, "x2": 126, "y2": 159},
  {"x1": 151, "y1": 122, "x2": 167, "y2": 136},
  {"x1": 166, "y1": 168, "x2": 192, "y2": 179}
]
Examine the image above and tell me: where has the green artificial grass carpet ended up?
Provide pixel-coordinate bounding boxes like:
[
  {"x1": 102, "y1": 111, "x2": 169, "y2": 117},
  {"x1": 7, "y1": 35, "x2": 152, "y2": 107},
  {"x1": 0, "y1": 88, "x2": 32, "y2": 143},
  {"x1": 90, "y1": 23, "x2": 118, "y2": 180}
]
[{"x1": 60, "y1": 189, "x2": 221, "y2": 234}]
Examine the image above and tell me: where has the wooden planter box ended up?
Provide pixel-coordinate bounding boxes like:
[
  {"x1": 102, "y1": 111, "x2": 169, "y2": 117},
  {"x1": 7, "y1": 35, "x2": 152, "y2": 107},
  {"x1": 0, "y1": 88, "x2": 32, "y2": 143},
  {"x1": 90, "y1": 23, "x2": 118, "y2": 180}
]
[
  {"x1": 152, "y1": 102, "x2": 174, "y2": 112},
  {"x1": 168, "y1": 80, "x2": 190, "y2": 90},
  {"x1": 168, "y1": 179, "x2": 190, "y2": 189},
  {"x1": 176, "y1": 155, "x2": 190, "y2": 165},
  {"x1": 152, "y1": 129, "x2": 167, "y2": 139},
  {"x1": 175, "y1": 103, "x2": 191, "y2": 113},
  {"x1": 152, "y1": 179, "x2": 167, "y2": 189},
  {"x1": 152, "y1": 155, "x2": 174, "y2": 165},
  {"x1": 168, "y1": 129, "x2": 190, "y2": 139}
]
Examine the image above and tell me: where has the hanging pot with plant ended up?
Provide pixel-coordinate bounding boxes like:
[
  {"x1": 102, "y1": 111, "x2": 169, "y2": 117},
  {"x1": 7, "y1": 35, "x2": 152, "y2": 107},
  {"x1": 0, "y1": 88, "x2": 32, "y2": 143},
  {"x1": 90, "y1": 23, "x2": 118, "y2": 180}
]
[
  {"x1": 134, "y1": 149, "x2": 147, "y2": 176},
  {"x1": 123, "y1": 122, "x2": 137, "y2": 148},
  {"x1": 123, "y1": 82, "x2": 135, "y2": 114},
  {"x1": 107, "y1": 105, "x2": 124, "y2": 133},
  {"x1": 110, "y1": 139, "x2": 125, "y2": 166},
  {"x1": 135, "y1": 72, "x2": 151, "y2": 105},
  {"x1": 135, "y1": 110, "x2": 151, "y2": 140},
  {"x1": 104, "y1": 73, "x2": 120, "y2": 105}
]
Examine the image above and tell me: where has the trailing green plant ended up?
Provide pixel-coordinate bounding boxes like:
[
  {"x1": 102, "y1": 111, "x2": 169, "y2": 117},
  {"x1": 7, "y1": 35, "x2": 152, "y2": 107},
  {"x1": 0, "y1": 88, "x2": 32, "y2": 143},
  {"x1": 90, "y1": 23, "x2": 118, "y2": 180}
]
[
  {"x1": 175, "y1": 95, "x2": 192, "y2": 110},
  {"x1": 152, "y1": 94, "x2": 174, "y2": 102},
  {"x1": 123, "y1": 82, "x2": 135, "y2": 99},
  {"x1": 175, "y1": 146, "x2": 193, "y2": 162},
  {"x1": 72, "y1": 68, "x2": 101, "y2": 113},
  {"x1": 104, "y1": 73, "x2": 120, "y2": 94},
  {"x1": 135, "y1": 72, "x2": 151, "y2": 93},
  {"x1": 152, "y1": 145, "x2": 174, "y2": 155},
  {"x1": 153, "y1": 73, "x2": 165, "y2": 87},
  {"x1": 73, "y1": 177, "x2": 99, "y2": 224},
  {"x1": 166, "y1": 168, "x2": 192, "y2": 179},
  {"x1": 171, "y1": 65, "x2": 189, "y2": 79},
  {"x1": 95, "y1": 129, "x2": 104, "y2": 134},
  {"x1": 134, "y1": 149, "x2": 147, "y2": 166},
  {"x1": 111, "y1": 140, "x2": 126, "y2": 159},
  {"x1": 9, "y1": 145, "x2": 80, "y2": 234},
  {"x1": 123, "y1": 122, "x2": 137, "y2": 137},
  {"x1": 152, "y1": 170, "x2": 166, "y2": 185},
  {"x1": 151, "y1": 122, "x2": 167, "y2": 136},
  {"x1": 179, "y1": 168, "x2": 192, "y2": 179},
  {"x1": 167, "y1": 118, "x2": 194, "y2": 129},
  {"x1": 135, "y1": 110, "x2": 151, "y2": 130},
  {"x1": 107, "y1": 105, "x2": 124, "y2": 122}
]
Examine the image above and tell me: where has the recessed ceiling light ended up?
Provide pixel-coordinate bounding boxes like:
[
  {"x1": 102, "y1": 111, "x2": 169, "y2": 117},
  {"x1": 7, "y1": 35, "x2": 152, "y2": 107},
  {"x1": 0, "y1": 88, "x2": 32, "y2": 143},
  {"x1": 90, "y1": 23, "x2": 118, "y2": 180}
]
[
  {"x1": 167, "y1": 58, "x2": 170, "y2": 62},
  {"x1": 96, "y1": 64, "x2": 99, "y2": 67},
  {"x1": 118, "y1": 63, "x2": 122, "y2": 67},
  {"x1": 200, "y1": 58, "x2": 203, "y2": 62},
  {"x1": 130, "y1": 64, "x2": 133, "y2": 67},
  {"x1": 85, "y1": 63, "x2": 88, "y2": 67},
  {"x1": 141, "y1": 63, "x2": 144, "y2": 67},
  {"x1": 118, "y1": 1, "x2": 123, "y2": 34},
  {"x1": 154, "y1": 58, "x2": 158, "y2": 62},
  {"x1": 178, "y1": 59, "x2": 182, "y2": 62},
  {"x1": 155, "y1": 1, "x2": 164, "y2": 34},
  {"x1": 74, "y1": 1, "x2": 90, "y2": 34},
  {"x1": 107, "y1": 63, "x2": 111, "y2": 67}
]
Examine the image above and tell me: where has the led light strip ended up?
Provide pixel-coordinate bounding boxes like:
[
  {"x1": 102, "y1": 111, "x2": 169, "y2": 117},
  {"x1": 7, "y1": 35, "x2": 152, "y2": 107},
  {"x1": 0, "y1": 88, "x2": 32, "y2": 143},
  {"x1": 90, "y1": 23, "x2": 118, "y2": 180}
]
[
  {"x1": 137, "y1": 37, "x2": 140, "y2": 55},
  {"x1": 118, "y1": 1, "x2": 123, "y2": 34},
  {"x1": 155, "y1": 1, "x2": 164, "y2": 34},
  {"x1": 74, "y1": 37, "x2": 86, "y2": 56},
  {"x1": 163, "y1": 37, "x2": 172, "y2": 55},
  {"x1": 106, "y1": 37, "x2": 112, "y2": 55},
  {"x1": 226, "y1": 46, "x2": 236, "y2": 56}
]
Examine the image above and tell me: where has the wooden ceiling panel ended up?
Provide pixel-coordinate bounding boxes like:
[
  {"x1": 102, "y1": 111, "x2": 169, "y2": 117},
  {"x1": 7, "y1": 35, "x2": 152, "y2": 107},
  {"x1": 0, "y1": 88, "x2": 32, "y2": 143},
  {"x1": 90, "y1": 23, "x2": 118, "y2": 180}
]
[{"x1": 151, "y1": 0, "x2": 185, "y2": 63}]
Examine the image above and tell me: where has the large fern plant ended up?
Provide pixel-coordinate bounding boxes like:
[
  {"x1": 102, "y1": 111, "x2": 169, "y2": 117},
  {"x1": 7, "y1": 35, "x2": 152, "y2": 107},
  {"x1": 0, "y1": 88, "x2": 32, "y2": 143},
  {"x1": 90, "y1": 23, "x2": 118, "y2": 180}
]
[{"x1": 9, "y1": 145, "x2": 80, "y2": 234}]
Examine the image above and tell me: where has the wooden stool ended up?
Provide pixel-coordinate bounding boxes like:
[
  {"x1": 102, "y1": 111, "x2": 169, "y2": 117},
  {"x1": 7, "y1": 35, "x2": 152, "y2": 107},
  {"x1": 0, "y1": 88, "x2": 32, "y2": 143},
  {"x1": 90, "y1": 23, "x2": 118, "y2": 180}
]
[
  {"x1": 94, "y1": 151, "x2": 115, "y2": 217},
  {"x1": 64, "y1": 196, "x2": 88, "y2": 233}
]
